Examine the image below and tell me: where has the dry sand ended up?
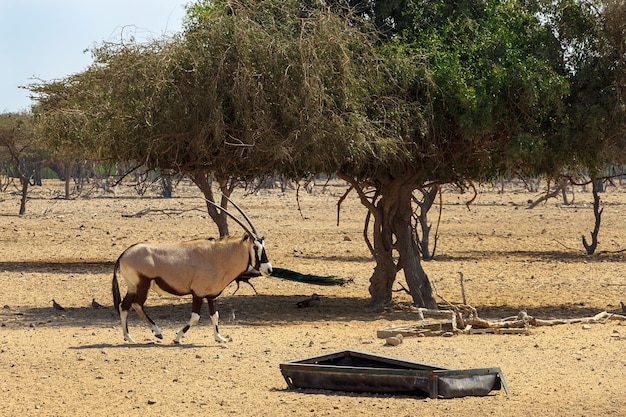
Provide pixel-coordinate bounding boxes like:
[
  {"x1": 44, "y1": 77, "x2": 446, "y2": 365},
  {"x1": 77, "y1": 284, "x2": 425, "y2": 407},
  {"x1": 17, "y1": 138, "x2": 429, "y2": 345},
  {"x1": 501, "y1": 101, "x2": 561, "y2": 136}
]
[{"x1": 1, "y1": 179, "x2": 625, "y2": 416}]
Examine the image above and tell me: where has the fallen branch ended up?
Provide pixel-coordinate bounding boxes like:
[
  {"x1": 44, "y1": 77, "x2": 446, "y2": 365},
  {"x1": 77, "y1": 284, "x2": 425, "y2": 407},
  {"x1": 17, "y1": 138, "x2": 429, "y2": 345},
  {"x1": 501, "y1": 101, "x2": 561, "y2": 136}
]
[
  {"x1": 426, "y1": 278, "x2": 626, "y2": 335},
  {"x1": 122, "y1": 208, "x2": 151, "y2": 218},
  {"x1": 459, "y1": 272, "x2": 467, "y2": 305},
  {"x1": 121, "y1": 207, "x2": 206, "y2": 218},
  {"x1": 531, "y1": 311, "x2": 625, "y2": 326},
  {"x1": 457, "y1": 308, "x2": 626, "y2": 333}
]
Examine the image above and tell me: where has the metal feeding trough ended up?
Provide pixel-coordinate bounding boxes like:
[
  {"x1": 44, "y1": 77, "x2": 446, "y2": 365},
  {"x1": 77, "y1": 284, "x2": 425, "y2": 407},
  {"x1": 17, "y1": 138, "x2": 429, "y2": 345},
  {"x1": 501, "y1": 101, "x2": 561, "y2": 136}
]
[{"x1": 280, "y1": 350, "x2": 508, "y2": 399}]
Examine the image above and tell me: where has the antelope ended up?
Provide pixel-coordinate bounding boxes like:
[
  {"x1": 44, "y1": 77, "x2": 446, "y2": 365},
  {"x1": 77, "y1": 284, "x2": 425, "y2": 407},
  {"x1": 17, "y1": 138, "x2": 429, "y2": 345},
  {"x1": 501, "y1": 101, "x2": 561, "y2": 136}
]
[{"x1": 111, "y1": 197, "x2": 272, "y2": 344}]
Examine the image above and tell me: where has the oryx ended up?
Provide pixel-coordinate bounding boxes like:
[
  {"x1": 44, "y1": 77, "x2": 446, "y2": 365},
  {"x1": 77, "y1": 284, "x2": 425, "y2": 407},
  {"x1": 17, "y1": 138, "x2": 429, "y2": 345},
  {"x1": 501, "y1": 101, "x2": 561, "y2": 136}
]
[{"x1": 112, "y1": 196, "x2": 272, "y2": 343}]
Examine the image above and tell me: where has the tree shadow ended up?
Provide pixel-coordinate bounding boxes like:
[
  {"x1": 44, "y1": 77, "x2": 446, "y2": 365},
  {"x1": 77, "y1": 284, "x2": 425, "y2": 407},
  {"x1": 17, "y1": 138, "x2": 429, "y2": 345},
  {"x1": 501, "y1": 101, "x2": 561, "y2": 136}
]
[
  {"x1": 297, "y1": 254, "x2": 374, "y2": 263},
  {"x1": 0, "y1": 260, "x2": 111, "y2": 274},
  {"x1": 2, "y1": 293, "x2": 613, "y2": 332},
  {"x1": 430, "y1": 250, "x2": 625, "y2": 263},
  {"x1": 68, "y1": 342, "x2": 215, "y2": 350},
  {"x1": 296, "y1": 249, "x2": 625, "y2": 264}
]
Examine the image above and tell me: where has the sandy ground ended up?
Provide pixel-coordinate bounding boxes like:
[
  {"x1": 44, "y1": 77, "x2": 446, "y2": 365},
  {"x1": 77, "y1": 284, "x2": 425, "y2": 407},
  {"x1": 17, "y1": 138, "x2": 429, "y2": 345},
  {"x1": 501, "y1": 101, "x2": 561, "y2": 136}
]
[{"x1": 1, "y1": 178, "x2": 625, "y2": 417}]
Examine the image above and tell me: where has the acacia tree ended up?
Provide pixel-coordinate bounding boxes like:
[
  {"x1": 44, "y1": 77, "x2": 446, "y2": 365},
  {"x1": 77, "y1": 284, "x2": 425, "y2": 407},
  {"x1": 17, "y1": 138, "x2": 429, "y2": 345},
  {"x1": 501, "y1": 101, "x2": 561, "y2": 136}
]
[
  {"x1": 32, "y1": 1, "x2": 380, "y2": 234},
  {"x1": 531, "y1": 0, "x2": 626, "y2": 254},
  {"x1": 0, "y1": 112, "x2": 42, "y2": 215},
  {"x1": 569, "y1": 0, "x2": 626, "y2": 254},
  {"x1": 333, "y1": 0, "x2": 568, "y2": 306},
  {"x1": 30, "y1": 74, "x2": 108, "y2": 199}
]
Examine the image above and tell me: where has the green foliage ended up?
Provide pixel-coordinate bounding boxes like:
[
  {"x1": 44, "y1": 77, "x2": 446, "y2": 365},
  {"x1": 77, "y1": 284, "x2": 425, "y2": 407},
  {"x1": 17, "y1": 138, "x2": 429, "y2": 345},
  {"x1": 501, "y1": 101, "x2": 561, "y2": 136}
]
[
  {"x1": 182, "y1": 0, "x2": 217, "y2": 32},
  {"x1": 382, "y1": 0, "x2": 570, "y2": 182},
  {"x1": 535, "y1": 0, "x2": 626, "y2": 174},
  {"x1": 0, "y1": 112, "x2": 41, "y2": 169},
  {"x1": 29, "y1": 0, "x2": 625, "y2": 190},
  {"x1": 33, "y1": 1, "x2": 384, "y2": 184}
]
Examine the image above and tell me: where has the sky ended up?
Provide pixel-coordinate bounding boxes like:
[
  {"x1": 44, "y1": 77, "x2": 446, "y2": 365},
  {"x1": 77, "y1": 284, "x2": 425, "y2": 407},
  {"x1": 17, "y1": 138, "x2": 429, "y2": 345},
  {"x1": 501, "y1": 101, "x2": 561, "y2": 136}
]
[{"x1": 0, "y1": 0, "x2": 187, "y2": 113}]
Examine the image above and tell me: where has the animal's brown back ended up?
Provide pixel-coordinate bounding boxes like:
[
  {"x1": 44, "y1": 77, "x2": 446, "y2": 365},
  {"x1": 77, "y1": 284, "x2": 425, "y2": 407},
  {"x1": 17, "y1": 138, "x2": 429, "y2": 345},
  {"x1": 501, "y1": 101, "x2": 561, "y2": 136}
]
[{"x1": 119, "y1": 236, "x2": 251, "y2": 297}]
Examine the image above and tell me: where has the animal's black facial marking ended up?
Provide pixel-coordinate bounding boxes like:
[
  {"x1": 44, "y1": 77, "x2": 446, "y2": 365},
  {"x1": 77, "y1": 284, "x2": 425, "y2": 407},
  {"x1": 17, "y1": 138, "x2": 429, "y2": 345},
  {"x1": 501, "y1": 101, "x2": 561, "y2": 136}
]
[
  {"x1": 258, "y1": 246, "x2": 269, "y2": 264},
  {"x1": 251, "y1": 239, "x2": 268, "y2": 270}
]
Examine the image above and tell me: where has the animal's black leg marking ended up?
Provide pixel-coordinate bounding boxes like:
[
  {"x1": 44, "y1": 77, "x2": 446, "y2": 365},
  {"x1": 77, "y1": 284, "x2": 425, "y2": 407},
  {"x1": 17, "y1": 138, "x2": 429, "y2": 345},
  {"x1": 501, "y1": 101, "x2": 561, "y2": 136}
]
[
  {"x1": 207, "y1": 298, "x2": 228, "y2": 343},
  {"x1": 130, "y1": 279, "x2": 162, "y2": 339},
  {"x1": 174, "y1": 295, "x2": 203, "y2": 344},
  {"x1": 120, "y1": 292, "x2": 135, "y2": 312}
]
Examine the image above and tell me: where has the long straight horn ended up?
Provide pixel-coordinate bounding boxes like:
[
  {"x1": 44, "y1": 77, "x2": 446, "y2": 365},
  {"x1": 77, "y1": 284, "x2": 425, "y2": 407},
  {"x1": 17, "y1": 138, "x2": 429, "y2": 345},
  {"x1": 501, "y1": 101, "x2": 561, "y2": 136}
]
[
  {"x1": 222, "y1": 194, "x2": 260, "y2": 237},
  {"x1": 205, "y1": 198, "x2": 256, "y2": 237}
]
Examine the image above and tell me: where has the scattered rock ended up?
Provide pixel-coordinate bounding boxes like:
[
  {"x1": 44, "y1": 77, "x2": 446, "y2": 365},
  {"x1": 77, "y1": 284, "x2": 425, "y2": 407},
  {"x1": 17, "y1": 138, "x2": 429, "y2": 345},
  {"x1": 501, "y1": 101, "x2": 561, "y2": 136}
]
[{"x1": 385, "y1": 334, "x2": 403, "y2": 346}]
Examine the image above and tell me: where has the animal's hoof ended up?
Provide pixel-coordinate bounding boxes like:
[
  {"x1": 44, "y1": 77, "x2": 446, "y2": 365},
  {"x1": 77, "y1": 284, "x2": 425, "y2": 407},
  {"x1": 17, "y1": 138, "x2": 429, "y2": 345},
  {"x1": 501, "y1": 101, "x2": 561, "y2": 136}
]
[
  {"x1": 155, "y1": 334, "x2": 163, "y2": 339},
  {"x1": 173, "y1": 339, "x2": 180, "y2": 344},
  {"x1": 215, "y1": 335, "x2": 231, "y2": 343}
]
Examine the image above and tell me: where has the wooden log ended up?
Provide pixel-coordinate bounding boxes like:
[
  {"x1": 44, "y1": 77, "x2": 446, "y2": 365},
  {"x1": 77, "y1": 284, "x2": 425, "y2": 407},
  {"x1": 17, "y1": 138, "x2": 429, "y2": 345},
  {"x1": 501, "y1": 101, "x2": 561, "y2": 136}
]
[
  {"x1": 469, "y1": 328, "x2": 529, "y2": 335},
  {"x1": 122, "y1": 208, "x2": 151, "y2": 218},
  {"x1": 377, "y1": 321, "x2": 453, "y2": 338},
  {"x1": 532, "y1": 311, "x2": 624, "y2": 326},
  {"x1": 467, "y1": 318, "x2": 527, "y2": 329}
]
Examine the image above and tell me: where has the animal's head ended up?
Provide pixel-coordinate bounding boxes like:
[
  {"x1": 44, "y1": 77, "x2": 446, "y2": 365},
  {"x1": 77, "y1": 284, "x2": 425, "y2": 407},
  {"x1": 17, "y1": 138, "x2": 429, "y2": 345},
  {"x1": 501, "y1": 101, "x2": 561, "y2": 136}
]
[
  {"x1": 245, "y1": 234, "x2": 272, "y2": 276},
  {"x1": 207, "y1": 195, "x2": 272, "y2": 276}
]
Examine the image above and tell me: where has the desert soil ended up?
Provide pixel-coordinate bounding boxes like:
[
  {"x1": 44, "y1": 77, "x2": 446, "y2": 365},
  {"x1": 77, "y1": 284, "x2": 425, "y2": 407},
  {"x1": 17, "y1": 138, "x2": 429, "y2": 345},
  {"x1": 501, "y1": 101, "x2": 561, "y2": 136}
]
[{"x1": 1, "y1": 178, "x2": 625, "y2": 417}]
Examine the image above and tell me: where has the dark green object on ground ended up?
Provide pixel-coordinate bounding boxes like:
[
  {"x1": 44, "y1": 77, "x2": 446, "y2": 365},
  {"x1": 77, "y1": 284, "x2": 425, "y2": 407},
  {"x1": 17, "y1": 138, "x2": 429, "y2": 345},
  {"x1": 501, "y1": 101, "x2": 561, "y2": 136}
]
[{"x1": 270, "y1": 267, "x2": 351, "y2": 286}]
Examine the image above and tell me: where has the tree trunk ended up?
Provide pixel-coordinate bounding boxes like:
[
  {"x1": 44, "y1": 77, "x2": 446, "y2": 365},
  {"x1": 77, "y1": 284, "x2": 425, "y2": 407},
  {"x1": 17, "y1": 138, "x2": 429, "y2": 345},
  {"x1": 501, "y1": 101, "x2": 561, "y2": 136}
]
[
  {"x1": 32, "y1": 161, "x2": 42, "y2": 186},
  {"x1": 358, "y1": 177, "x2": 437, "y2": 308},
  {"x1": 64, "y1": 161, "x2": 71, "y2": 200},
  {"x1": 192, "y1": 172, "x2": 229, "y2": 236},
  {"x1": 339, "y1": 173, "x2": 437, "y2": 308},
  {"x1": 18, "y1": 173, "x2": 29, "y2": 215},
  {"x1": 582, "y1": 178, "x2": 603, "y2": 255},
  {"x1": 413, "y1": 185, "x2": 440, "y2": 260},
  {"x1": 394, "y1": 190, "x2": 437, "y2": 308},
  {"x1": 161, "y1": 171, "x2": 173, "y2": 198},
  {"x1": 368, "y1": 197, "x2": 396, "y2": 306}
]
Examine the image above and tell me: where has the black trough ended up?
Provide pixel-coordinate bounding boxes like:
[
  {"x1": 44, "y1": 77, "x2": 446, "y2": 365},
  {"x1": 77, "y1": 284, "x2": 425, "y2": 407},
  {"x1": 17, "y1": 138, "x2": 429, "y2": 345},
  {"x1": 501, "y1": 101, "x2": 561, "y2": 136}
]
[{"x1": 280, "y1": 350, "x2": 508, "y2": 399}]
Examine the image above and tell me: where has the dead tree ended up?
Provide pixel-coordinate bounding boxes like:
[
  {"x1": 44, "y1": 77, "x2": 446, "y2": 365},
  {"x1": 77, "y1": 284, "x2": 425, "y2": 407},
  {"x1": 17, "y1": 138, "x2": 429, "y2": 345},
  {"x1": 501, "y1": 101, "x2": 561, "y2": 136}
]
[
  {"x1": 582, "y1": 178, "x2": 603, "y2": 255},
  {"x1": 527, "y1": 177, "x2": 572, "y2": 209}
]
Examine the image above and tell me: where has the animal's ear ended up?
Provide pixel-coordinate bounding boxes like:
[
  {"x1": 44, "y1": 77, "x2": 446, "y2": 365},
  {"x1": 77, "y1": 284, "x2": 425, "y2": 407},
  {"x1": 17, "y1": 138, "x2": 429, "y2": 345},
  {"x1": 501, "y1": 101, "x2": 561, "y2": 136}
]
[{"x1": 241, "y1": 234, "x2": 251, "y2": 243}]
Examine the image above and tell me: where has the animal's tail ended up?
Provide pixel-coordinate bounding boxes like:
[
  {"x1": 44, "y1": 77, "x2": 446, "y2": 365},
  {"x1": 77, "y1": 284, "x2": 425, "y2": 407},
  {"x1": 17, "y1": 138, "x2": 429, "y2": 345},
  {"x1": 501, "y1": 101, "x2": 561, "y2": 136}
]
[{"x1": 112, "y1": 257, "x2": 122, "y2": 317}]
